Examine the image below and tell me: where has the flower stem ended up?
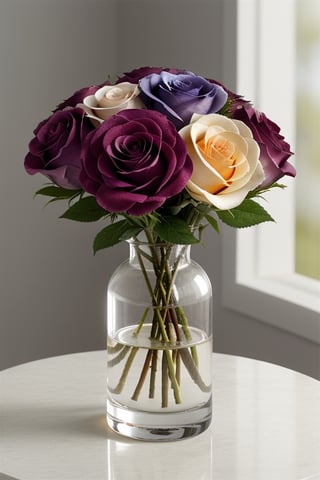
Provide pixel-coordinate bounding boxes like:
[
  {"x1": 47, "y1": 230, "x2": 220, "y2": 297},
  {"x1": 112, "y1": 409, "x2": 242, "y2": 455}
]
[
  {"x1": 149, "y1": 350, "x2": 158, "y2": 398},
  {"x1": 164, "y1": 349, "x2": 181, "y2": 404},
  {"x1": 176, "y1": 305, "x2": 199, "y2": 366},
  {"x1": 133, "y1": 307, "x2": 150, "y2": 337},
  {"x1": 161, "y1": 352, "x2": 169, "y2": 407},
  {"x1": 107, "y1": 345, "x2": 130, "y2": 367},
  {"x1": 179, "y1": 348, "x2": 211, "y2": 393},
  {"x1": 114, "y1": 236, "x2": 208, "y2": 407},
  {"x1": 109, "y1": 347, "x2": 139, "y2": 394},
  {"x1": 131, "y1": 349, "x2": 153, "y2": 401}
]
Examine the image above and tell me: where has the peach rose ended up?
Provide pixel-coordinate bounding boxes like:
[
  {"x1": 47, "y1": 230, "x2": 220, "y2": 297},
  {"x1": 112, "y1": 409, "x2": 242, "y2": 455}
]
[{"x1": 179, "y1": 113, "x2": 265, "y2": 210}]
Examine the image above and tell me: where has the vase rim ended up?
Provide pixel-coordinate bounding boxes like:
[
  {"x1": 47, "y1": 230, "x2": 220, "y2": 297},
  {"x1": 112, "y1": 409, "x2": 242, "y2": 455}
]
[{"x1": 127, "y1": 237, "x2": 190, "y2": 248}]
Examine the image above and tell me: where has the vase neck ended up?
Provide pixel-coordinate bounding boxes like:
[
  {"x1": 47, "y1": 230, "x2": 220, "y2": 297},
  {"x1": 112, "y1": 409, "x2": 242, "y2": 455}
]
[{"x1": 128, "y1": 241, "x2": 191, "y2": 269}]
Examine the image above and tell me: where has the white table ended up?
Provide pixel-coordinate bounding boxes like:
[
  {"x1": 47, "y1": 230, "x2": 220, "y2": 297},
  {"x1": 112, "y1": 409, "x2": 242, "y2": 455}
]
[{"x1": 0, "y1": 351, "x2": 320, "y2": 480}]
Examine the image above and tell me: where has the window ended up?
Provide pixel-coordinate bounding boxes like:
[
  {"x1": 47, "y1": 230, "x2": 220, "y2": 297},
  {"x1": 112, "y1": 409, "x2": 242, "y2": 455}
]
[
  {"x1": 221, "y1": 0, "x2": 320, "y2": 344},
  {"x1": 295, "y1": 0, "x2": 320, "y2": 281}
]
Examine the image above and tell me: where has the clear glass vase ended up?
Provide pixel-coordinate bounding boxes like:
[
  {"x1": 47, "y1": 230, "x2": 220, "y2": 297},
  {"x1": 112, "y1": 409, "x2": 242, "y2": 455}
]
[{"x1": 106, "y1": 239, "x2": 212, "y2": 441}]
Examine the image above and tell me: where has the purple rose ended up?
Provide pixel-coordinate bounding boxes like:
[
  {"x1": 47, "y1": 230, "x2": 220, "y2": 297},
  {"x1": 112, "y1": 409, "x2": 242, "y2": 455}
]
[
  {"x1": 54, "y1": 84, "x2": 108, "y2": 111},
  {"x1": 138, "y1": 71, "x2": 228, "y2": 128},
  {"x1": 80, "y1": 109, "x2": 193, "y2": 216},
  {"x1": 24, "y1": 108, "x2": 93, "y2": 189},
  {"x1": 232, "y1": 105, "x2": 296, "y2": 187},
  {"x1": 206, "y1": 76, "x2": 252, "y2": 116},
  {"x1": 116, "y1": 66, "x2": 184, "y2": 84}
]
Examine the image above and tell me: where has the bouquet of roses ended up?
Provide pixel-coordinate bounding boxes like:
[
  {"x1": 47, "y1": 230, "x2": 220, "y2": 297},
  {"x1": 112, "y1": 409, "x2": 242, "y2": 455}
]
[
  {"x1": 24, "y1": 66, "x2": 295, "y2": 250},
  {"x1": 24, "y1": 67, "x2": 296, "y2": 418}
]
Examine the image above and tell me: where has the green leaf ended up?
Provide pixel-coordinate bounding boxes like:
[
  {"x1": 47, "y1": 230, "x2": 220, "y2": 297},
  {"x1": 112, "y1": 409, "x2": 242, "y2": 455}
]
[
  {"x1": 216, "y1": 199, "x2": 274, "y2": 228},
  {"x1": 35, "y1": 186, "x2": 81, "y2": 198},
  {"x1": 93, "y1": 220, "x2": 142, "y2": 253},
  {"x1": 60, "y1": 196, "x2": 107, "y2": 222},
  {"x1": 154, "y1": 216, "x2": 200, "y2": 244},
  {"x1": 204, "y1": 214, "x2": 219, "y2": 233}
]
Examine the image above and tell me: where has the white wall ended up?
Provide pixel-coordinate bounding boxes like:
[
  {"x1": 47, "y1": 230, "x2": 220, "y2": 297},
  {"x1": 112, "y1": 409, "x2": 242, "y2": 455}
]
[
  {"x1": 0, "y1": 0, "x2": 224, "y2": 370},
  {"x1": 1, "y1": 0, "x2": 319, "y2": 379},
  {"x1": 0, "y1": 0, "x2": 120, "y2": 369}
]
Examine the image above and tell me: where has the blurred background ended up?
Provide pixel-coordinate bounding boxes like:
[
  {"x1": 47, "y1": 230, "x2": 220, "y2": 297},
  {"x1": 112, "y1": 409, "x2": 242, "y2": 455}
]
[{"x1": 295, "y1": 0, "x2": 320, "y2": 281}]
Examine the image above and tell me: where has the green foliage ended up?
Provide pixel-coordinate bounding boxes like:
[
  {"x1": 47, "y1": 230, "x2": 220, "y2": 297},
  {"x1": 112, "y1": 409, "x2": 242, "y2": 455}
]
[
  {"x1": 204, "y1": 214, "x2": 219, "y2": 233},
  {"x1": 34, "y1": 183, "x2": 278, "y2": 254},
  {"x1": 216, "y1": 199, "x2": 274, "y2": 228},
  {"x1": 36, "y1": 185, "x2": 81, "y2": 198},
  {"x1": 60, "y1": 196, "x2": 107, "y2": 222},
  {"x1": 35, "y1": 186, "x2": 81, "y2": 202},
  {"x1": 248, "y1": 182, "x2": 286, "y2": 200},
  {"x1": 154, "y1": 216, "x2": 200, "y2": 244},
  {"x1": 218, "y1": 98, "x2": 233, "y2": 117},
  {"x1": 93, "y1": 220, "x2": 142, "y2": 253}
]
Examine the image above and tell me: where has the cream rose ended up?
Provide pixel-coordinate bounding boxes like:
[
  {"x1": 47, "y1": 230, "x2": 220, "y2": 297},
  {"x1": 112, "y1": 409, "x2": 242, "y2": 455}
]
[
  {"x1": 179, "y1": 113, "x2": 265, "y2": 210},
  {"x1": 82, "y1": 82, "x2": 144, "y2": 124}
]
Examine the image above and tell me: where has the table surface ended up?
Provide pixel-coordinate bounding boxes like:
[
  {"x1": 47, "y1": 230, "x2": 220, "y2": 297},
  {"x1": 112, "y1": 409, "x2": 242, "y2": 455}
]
[{"x1": 0, "y1": 351, "x2": 320, "y2": 480}]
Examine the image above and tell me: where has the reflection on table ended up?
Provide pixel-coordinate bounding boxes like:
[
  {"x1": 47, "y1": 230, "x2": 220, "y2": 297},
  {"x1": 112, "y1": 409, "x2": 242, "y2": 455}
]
[{"x1": 1, "y1": 351, "x2": 320, "y2": 480}]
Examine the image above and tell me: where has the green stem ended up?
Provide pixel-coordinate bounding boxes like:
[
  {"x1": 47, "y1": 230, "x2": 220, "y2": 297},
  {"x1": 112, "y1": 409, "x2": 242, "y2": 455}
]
[
  {"x1": 164, "y1": 349, "x2": 181, "y2": 404},
  {"x1": 129, "y1": 233, "x2": 208, "y2": 406},
  {"x1": 161, "y1": 351, "x2": 169, "y2": 407},
  {"x1": 179, "y1": 348, "x2": 211, "y2": 393},
  {"x1": 133, "y1": 307, "x2": 150, "y2": 337},
  {"x1": 149, "y1": 349, "x2": 158, "y2": 398},
  {"x1": 175, "y1": 351, "x2": 181, "y2": 386},
  {"x1": 107, "y1": 345, "x2": 130, "y2": 367},
  {"x1": 135, "y1": 244, "x2": 170, "y2": 343},
  {"x1": 176, "y1": 305, "x2": 199, "y2": 366},
  {"x1": 109, "y1": 347, "x2": 139, "y2": 394},
  {"x1": 131, "y1": 349, "x2": 153, "y2": 401},
  {"x1": 107, "y1": 342, "x2": 127, "y2": 355}
]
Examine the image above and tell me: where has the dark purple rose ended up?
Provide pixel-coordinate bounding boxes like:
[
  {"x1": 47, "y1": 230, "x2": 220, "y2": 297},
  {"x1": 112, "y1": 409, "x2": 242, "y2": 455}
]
[
  {"x1": 54, "y1": 84, "x2": 107, "y2": 111},
  {"x1": 206, "y1": 76, "x2": 251, "y2": 113},
  {"x1": 116, "y1": 66, "x2": 185, "y2": 84},
  {"x1": 24, "y1": 108, "x2": 94, "y2": 189},
  {"x1": 232, "y1": 105, "x2": 295, "y2": 187},
  {"x1": 80, "y1": 109, "x2": 193, "y2": 216},
  {"x1": 138, "y1": 71, "x2": 228, "y2": 128}
]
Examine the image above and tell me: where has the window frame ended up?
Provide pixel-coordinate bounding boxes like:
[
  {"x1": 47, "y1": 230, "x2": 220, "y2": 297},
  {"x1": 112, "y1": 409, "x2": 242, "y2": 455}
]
[{"x1": 221, "y1": 0, "x2": 320, "y2": 344}]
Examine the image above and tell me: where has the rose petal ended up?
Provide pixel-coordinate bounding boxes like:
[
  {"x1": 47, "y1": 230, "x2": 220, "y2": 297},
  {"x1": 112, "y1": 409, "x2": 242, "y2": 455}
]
[
  {"x1": 181, "y1": 113, "x2": 265, "y2": 209},
  {"x1": 80, "y1": 109, "x2": 191, "y2": 215}
]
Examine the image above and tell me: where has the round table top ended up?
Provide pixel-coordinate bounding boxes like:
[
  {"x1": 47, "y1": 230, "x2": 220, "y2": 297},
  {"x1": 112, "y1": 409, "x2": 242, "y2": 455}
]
[{"x1": 0, "y1": 351, "x2": 320, "y2": 480}]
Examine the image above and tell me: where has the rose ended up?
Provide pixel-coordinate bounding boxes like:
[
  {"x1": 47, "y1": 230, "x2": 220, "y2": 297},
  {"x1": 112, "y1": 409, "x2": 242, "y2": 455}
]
[
  {"x1": 138, "y1": 71, "x2": 228, "y2": 128},
  {"x1": 80, "y1": 109, "x2": 193, "y2": 216},
  {"x1": 54, "y1": 85, "x2": 101, "y2": 111},
  {"x1": 82, "y1": 82, "x2": 144, "y2": 125},
  {"x1": 116, "y1": 66, "x2": 184, "y2": 84},
  {"x1": 179, "y1": 113, "x2": 265, "y2": 210},
  {"x1": 206, "y1": 76, "x2": 251, "y2": 112},
  {"x1": 24, "y1": 108, "x2": 93, "y2": 189},
  {"x1": 232, "y1": 105, "x2": 295, "y2": 187}
]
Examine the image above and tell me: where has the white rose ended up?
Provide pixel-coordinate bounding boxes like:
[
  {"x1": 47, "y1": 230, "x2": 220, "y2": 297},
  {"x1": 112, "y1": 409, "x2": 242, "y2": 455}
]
[
  {"x1": 179, "y1": 113, "x2": 265, "y2": 210},
  {"x1": 82, "y1": 82, "x2": 144, "y2": 125}
]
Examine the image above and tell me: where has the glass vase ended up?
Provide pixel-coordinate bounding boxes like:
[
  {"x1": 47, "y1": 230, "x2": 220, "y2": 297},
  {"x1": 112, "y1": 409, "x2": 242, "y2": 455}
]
[{"x1": 106, "y1": 239, "x2": 212, "y2": 441}]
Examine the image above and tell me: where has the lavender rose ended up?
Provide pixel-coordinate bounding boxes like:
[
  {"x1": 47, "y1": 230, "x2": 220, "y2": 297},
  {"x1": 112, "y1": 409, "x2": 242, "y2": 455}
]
[
  {"x1": 232, "y1": 105, "x2": 295, "y2": 187},
  {"x1": 116, "y1": 66, "x2": 184, "y2": 84},
  {"x1": 80, "y1": 109, "x2": 193, "y2": 216},
  {"x1": 24, "y1": 108, "x2": 93, "y2": 189},
  {"x1": 138, "y1": 71, "x2": 228, "y2": 129}
]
